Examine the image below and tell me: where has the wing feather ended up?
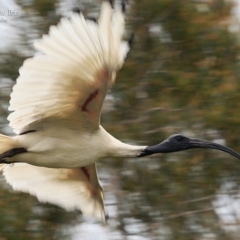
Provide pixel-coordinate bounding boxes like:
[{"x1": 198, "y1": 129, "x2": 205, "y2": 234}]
[
  {"x1": 8, "y1": 2, "x2": 128, "y2": 134},
  {"x1": 0, "y1": 163, "x2": 105, "y2": 222}
]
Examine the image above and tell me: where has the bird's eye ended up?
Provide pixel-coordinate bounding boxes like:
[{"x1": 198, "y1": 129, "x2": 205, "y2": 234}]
[{"x1": 176, "y1": 136, "x2": 183, "y2": 141}]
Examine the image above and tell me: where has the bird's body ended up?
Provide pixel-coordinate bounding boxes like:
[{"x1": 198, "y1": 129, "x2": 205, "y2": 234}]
[
  {"x1": 12, "y1": 126, "x2": 144, "y2": 168},
  {"x1": 1, "y1": 1, "x2": 240, "y2": 223},
  {"x1": 0, "y1": 2, "x2": 137, "y2": 221},
  {"x1": 1, "y1": 1, "x2": 143, "y2": 170}
]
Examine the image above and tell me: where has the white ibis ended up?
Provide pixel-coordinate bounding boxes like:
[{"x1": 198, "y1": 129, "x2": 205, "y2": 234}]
[{"x1": 0, "y1": 2, "x2": 240, "y2": 223}]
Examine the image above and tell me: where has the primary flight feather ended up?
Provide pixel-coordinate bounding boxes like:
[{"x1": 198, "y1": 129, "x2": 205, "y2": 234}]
[{"x1": 1, "y1": 1, "x2": 240, "y2": 223}]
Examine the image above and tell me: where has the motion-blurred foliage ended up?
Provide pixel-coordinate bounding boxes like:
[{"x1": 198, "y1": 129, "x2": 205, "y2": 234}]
[{"x1": 1, "y1": 0, "x2": 240, "y2": 239}]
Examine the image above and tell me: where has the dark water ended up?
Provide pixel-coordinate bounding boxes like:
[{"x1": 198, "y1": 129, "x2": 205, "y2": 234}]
[{"x1": 1, "y1": 0, "x2": 240, "y2": 239}]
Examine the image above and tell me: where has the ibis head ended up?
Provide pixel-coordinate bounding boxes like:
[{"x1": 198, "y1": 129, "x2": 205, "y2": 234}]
[{"x1": 139, "y1": 134, "x2": 240, "y2": 160}]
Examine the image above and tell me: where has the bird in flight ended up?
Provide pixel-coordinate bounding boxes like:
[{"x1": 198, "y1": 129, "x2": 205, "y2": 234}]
[{"x1": 0, "y1": 1, "x2": 240, "y2": 223}]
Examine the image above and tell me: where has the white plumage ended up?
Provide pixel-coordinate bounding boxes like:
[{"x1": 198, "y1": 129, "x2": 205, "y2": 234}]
[
  {"x1": 2, "y1": 163, "x2": 105, "y2": 221},
  {"x1": 0, "y1": 2, "x2": 144, "y2": 223},
  {"x1": 8, "y1": 2, "x2": 127, "y2": 133},
  {"x1": 1, "y1": 1, "x2": 240, "y2": 224}
]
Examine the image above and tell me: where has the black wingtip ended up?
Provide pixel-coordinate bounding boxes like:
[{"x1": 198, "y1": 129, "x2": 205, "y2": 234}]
[
  {"x1": 121, "y1": 2, "x2": 126, "y2": 13},
  {"x1": 72, "y1": 7, "x2": 81, "y2": 14},
  {"x1": 128, "y1": 33, "x2": 135, "y2": 48},
  {"x1": 108, "y1": 0, "x2": 114, "y2": 8},
  {"x1": 121, "y1": 0, "x2": 129, "y2": 13},
  {"x1": 107, "y1": 0, "x2": 128, "y2": 12}
]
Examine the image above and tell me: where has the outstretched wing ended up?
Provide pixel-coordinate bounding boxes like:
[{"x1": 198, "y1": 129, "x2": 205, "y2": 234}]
[
  {"x1": 8, "y1": 2, "x2": 129, "y2": 134},
  {"x1": 0, "y1": 163, "x2": 106, "y2": 222}
]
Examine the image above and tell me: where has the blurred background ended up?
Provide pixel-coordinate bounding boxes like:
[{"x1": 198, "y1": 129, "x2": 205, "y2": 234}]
[{"x1": 1, "y1": 0, "x2": 240, "y2": 239}]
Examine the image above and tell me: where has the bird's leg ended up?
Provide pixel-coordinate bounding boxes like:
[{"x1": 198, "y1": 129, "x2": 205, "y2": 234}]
[{"x1": 0, "y1": 148, "x2": 27, "y2": 164}]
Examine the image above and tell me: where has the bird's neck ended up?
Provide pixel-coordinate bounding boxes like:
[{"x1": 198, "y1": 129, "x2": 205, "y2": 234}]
[
  {"x1": 108, "y1": 140, "x2": 146, "y2": 158},
  {"x1": 99, "y1": 127, "x2": 146, "y2": 158}
]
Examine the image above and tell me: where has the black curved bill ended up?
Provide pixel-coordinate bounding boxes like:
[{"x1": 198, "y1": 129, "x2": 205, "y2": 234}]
[
  {"x1": 187, "y1": 138, "x2": 240, "y2": 160},
  {"x1": 139, "y1": 138, "x2": 240, "y2": 160}
]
